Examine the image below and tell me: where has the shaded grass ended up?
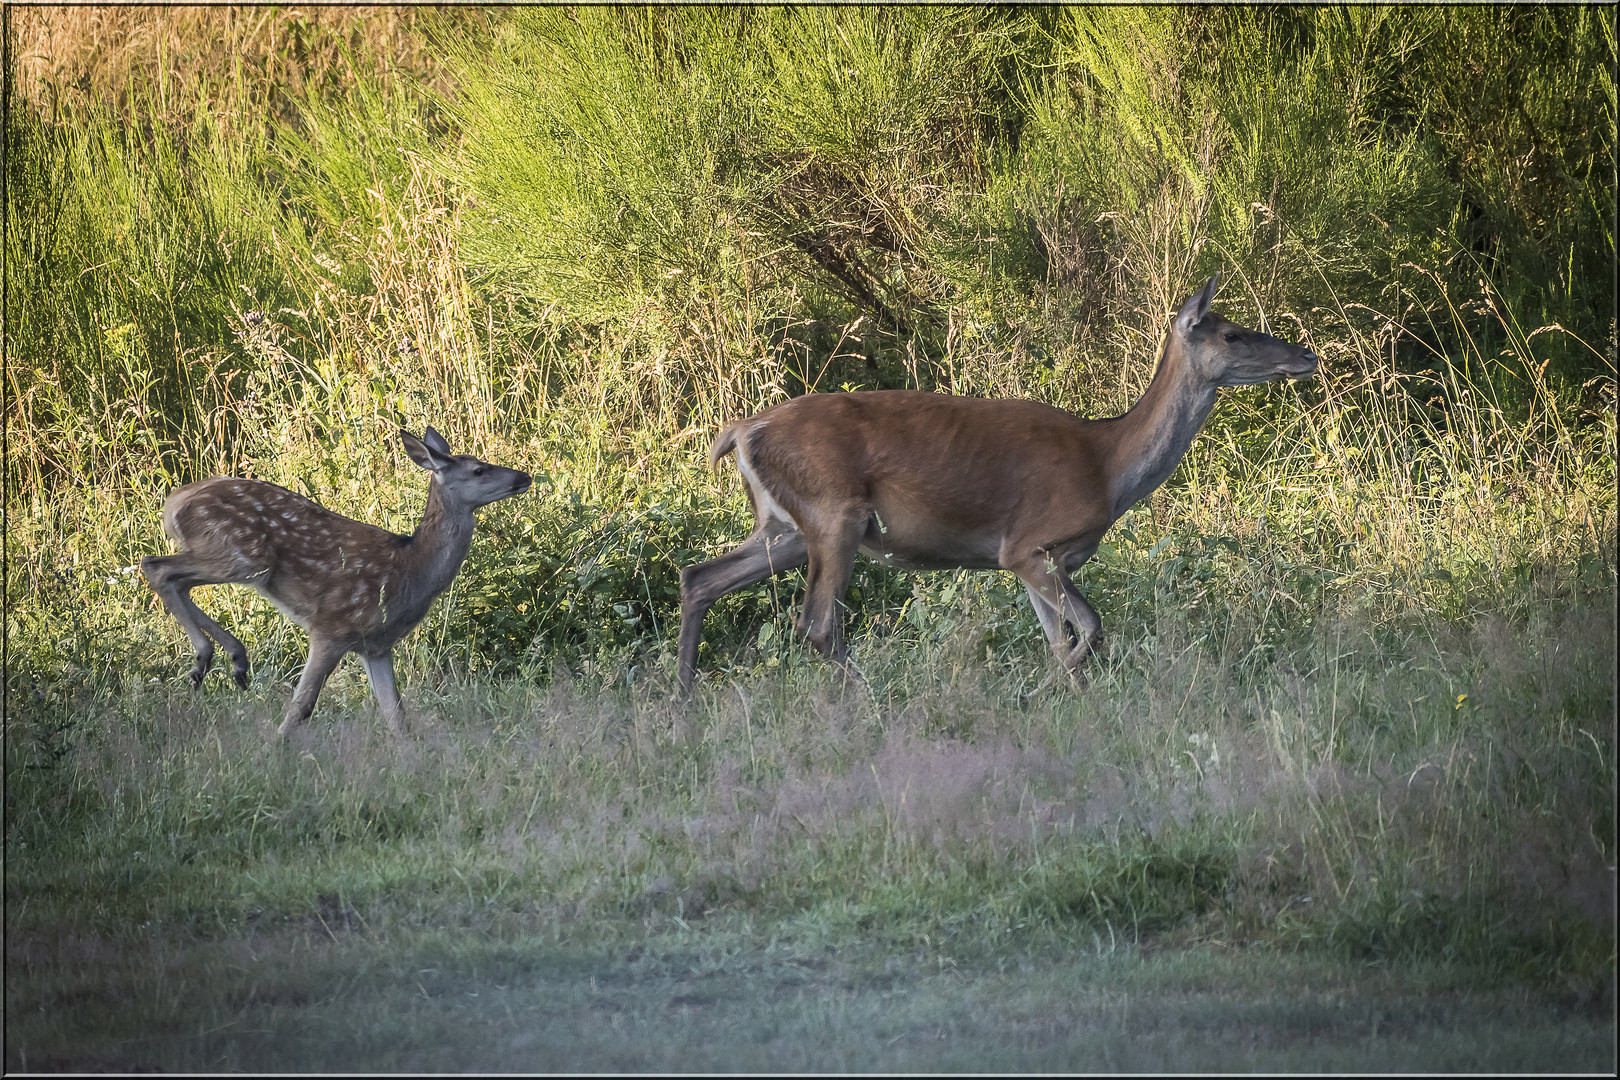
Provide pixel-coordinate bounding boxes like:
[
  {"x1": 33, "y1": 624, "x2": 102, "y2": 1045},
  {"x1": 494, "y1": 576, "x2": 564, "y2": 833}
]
[
  {"x1": 9, "y1": 581, "x2": 1612, "y2": 971},
  {"x1": 6, "y1": 924, "x2": 1612, "y2": 1072},
  {"x1": 7, "y1": 524, "x2": 1612, "y2": 1071}
]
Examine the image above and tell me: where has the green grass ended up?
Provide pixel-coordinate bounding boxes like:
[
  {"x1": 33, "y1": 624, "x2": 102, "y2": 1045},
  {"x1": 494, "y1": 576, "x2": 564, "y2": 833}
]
[{"x1": 7, "y1": 576, "x2": 1614, "y2": 1069}]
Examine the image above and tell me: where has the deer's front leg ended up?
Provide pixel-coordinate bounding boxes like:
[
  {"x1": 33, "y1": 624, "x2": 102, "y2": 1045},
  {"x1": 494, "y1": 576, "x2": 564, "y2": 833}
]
[
  {"x1": 1011, "y1": 556, "x2": 1103, "y2": 681},
  {"x1": 277, "y1": 637, "x2": 349, "y2": 736},
  {"x1": 1054, "y1": 583, "x2": 1103, "y2": 674},
  {"x1": 362, "y1": 651, "x2": 407, "y2": 736}
]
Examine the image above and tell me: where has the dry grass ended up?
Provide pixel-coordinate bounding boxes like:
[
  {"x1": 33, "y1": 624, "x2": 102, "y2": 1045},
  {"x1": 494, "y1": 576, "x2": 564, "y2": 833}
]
[{"x1": 14, "y1": 5, "x2": 462, "y2": 125}]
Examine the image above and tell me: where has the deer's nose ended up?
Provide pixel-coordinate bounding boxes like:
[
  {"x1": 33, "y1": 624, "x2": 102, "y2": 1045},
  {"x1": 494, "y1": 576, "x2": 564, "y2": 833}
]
[{"x1": 1283, "y1": 348, "x2": 1319, "y2": 379}]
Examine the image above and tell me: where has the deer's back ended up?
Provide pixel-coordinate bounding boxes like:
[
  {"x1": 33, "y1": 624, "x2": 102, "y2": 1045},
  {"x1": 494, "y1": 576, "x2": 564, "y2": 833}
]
[
  {"x1": 164, "y1": 477, "x2": 402, "y2": 565},
  {"x1": 745, "y1": 391, "x2": 1107, "y2": 509}
]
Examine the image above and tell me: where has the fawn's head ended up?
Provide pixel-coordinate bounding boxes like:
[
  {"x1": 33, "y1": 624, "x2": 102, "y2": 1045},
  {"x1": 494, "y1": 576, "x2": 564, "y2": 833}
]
[
  {"x1": 401, "y1": 427, "x2": 532, "y2": 509},
  {"x1": 1173, "y1": 275, "x2": 1319, "y2": 388}
]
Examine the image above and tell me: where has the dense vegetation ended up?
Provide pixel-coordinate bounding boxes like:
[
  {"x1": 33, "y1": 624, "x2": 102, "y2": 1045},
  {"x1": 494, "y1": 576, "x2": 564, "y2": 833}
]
[{"x1": 5, "y1": 6, "x2": 1614, "y2": 1069}]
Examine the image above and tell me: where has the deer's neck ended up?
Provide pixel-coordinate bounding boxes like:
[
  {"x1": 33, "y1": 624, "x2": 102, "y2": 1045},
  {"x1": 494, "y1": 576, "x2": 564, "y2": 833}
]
[
  {"x1": 396, "y1": 482, "x2": 476, "y2": 604},
  {"x1": 1105, "y1": 340, "x2": 1218, "y2": 520}
]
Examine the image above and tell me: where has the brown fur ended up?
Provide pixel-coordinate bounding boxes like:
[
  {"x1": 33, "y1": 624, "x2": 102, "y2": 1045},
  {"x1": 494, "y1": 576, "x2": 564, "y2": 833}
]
[{"x1": 677, "y1": 276, "x2": 1318, "y2": 691}]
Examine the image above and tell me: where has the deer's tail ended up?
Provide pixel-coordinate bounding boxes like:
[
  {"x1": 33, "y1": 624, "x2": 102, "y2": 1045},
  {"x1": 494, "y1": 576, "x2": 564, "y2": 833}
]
[{"x1": 708, "y1": 423, "x2": 741, "y2": 473}]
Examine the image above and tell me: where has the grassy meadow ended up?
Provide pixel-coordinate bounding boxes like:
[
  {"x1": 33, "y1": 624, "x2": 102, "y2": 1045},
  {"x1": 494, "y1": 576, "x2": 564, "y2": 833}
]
[{"x1": 5, "y1": 6, "x2": 1615, "y2": 1071}]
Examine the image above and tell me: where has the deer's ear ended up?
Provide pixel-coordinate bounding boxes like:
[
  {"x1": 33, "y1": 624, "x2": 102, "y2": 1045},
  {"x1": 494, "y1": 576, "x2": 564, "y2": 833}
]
[
  {"x1": 1175, "y1": 274, "x2": 1219, "y2": 334},
  {"x1": 401, "y1": 429, "x2": 449, "y2": 472},
  {"x1": 423, "y1": 426, "x2": 454, "y2": 458}
]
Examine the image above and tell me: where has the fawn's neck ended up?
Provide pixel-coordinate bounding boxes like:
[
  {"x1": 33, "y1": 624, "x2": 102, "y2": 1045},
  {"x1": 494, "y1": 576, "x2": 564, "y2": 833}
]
[{"x1": 395, "y1": 481, "x2": 476, "y2": 606}]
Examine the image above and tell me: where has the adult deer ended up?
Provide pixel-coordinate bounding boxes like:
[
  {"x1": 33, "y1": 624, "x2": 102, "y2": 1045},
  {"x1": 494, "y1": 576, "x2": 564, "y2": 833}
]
[
  {"x1": 677, "y1": 275, "x2": 1317, "y2": 691},
  {"x1": 141, "y1": 427, "x2": 532, "y2": 736}
]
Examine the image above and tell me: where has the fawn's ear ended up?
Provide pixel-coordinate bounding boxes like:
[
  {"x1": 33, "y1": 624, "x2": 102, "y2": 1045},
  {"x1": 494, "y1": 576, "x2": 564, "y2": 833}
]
[
  {"x1": 401, "y1": 428, "x2": 451, "y2": 472},
  {"x1": 1174, "y1": 274, "x2": 1219, "y2": 335}
]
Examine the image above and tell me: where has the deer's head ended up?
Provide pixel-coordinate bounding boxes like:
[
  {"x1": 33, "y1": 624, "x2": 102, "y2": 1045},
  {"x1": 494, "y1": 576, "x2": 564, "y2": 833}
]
[
  {"x1": 401, "y1": 427, "x2": 533, "y2": 510},
  {"x1": 1173, "y1": 275, "x2": 1319, "y2": 388}
]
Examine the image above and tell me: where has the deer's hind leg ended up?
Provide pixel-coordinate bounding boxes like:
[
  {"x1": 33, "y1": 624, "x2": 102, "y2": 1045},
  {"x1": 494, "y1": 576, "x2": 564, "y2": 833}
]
[
  {"x1": 794, "y1": 507, "x2": 868, "y2": 668},
  {"x1": 677, "y1": 521, "x2": 808, "y2": 692},
  {"x1": 141, "y1": 554, "x2": 253, "y2": 688}
]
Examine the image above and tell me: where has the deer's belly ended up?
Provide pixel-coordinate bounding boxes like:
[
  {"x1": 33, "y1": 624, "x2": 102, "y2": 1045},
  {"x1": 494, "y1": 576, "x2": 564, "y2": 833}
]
[
  {"x1": 254, "y1": 583, "x2": 312, "y2": 630},
  {"x1": 254, "y1": 576, "x2": 393, "y2": 640},
  {"x1": 859, "y1": 517, "x2": 1003, "y2": 571},
  {"x1": 859, "y1": 548, "x2": 1002, "y2": 572}
]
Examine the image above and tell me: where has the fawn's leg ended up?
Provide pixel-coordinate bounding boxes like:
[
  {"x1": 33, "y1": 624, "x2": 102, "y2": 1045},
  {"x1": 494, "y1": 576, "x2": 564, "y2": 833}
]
[
  {"x1": 362, "y1": 652, "x2": 407, "y2": 735},
  {"x1": 277, "y1": 637, "x2": 349, "y2": 736},
  {"x1": 141, "y1": 555, "x2": 251, "y2": 688}
]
